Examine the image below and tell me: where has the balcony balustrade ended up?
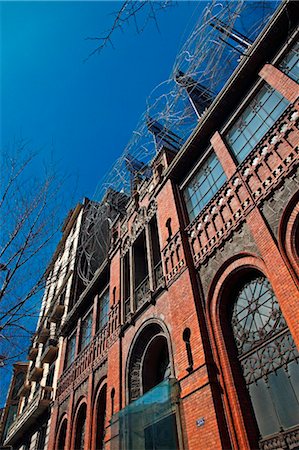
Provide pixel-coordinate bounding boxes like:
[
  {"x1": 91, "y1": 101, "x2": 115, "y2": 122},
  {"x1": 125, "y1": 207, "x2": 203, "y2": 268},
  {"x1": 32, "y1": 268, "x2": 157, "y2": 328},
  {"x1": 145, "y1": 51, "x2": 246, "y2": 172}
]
[
  {"x1": 41, "y1": 338, "x2": 58, "y2": 364},
  {"x1": 57, "y1": 305, "x2": 121, "y2": 403},
  {"x1": 186, "y1": 102, "x2": 299, "y2": 267},
  {"x1": 153, "y1": 260, "x2": 164, "y2": 290},
  {"x1": 135, "y1": 276, "x2": 151, "y2": 310},
  {"x1": 4, "y1": 386, "x2": 53, "y2": 446}
]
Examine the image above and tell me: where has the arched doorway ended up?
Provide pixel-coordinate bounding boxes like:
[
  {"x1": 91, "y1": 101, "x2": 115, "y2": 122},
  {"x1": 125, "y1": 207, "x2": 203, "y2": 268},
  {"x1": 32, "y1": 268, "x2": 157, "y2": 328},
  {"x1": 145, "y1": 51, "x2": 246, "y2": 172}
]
[
  {"x1": 226, "y1": 270, "x2": 299, "y2": 448},
  {"x1": 74, "y1": 403, "x2": 87, "y2": 450},
  {"x1": 123, "y1": 321, "x2": 179, "y2": 450}
]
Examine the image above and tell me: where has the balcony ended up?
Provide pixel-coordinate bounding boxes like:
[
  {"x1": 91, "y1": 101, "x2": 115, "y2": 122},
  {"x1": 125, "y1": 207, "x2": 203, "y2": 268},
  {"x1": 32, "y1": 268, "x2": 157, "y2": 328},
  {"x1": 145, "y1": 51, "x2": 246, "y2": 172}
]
[
  {"x1": 18, "y1": 382, "x2": 31, "y2": 398},
  {"x1": 36, "y1": 323, "x2": 50, "y2": 344},
  {"x1": 50, "y1": 298, "x2": 65, "y2": 323},
  {"x1": 28, "y1": 346, "x2": 38, "y2": 361},
  {"x1": 41, "y1": 338, "x2": 58, "y2": 364},
  {"x1": 4, "y1": 386, "x2": 53, "y2": 446},
  {"x1": 28, "y1": 364, "x2": 43, "y2": 382}
]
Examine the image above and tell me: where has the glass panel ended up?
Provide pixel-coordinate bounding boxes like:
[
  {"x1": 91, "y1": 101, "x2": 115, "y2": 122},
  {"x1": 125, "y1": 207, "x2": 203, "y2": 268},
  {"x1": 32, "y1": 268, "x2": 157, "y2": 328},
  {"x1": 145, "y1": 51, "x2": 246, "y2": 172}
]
[
  {"x1": 65, "y1": 333, "x2": 76, "y2": 368},
  {"x1": 111, "y1": 379, "x2": 178, "y2": 450},
  {"x1": 226, "y1": 84, "x2": 289, "y2": 163},
  {"x1": 249, "y1": 379, "x2": 280, "y2": 436},
  {"x1": 98, "y1": 290, "x2": 109, "y2": 331},
  {"x1": 183, "y1": 152, "x2": 226, "y2": 222},
  {"x1": 279, "y1": 41, "x2": 299, "y2": 83},
  {"x1": 81, "y1": 310, "x2": 93, "y2": 350},
  {"x1": 268, "y1": 368, "x2": 299, "y2": 428}
]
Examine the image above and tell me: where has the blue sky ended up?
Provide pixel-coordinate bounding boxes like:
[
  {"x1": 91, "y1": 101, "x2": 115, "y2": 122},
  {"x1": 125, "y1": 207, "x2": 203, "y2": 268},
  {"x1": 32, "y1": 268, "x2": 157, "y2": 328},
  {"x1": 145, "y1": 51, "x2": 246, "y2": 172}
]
[
  {"x1": 0, "y1": 0, "x2": 203, "y2": 406},
  {"x1": 1, "y1": 1, "x2": 202, "y2": 200}
]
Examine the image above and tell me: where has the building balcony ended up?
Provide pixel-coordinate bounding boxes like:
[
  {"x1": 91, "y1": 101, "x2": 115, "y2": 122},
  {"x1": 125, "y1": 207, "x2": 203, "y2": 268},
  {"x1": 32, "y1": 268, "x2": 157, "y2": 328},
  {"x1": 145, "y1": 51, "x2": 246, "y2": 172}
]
[
  {"x1": 40, "y1": 338, "x2": 58, "y2": 364},
  {"x1": 18, "y1": 382, "x2": 31, "y2": 398},
  {"x1": 28, "y1": 346, "x2": 38, "y2": 361},
  {"x1": 28, "y1": 364, "x2": 43, "y2": 382},
  {"x1": 4, "y1": 386, "x2": 53, "y2": 446},
  {"x1": 36, "y1": 323, "x2": 50, "y2": 344},
  {"x1": 50, "y1": 299, "x2": 65, "y2": 323}
]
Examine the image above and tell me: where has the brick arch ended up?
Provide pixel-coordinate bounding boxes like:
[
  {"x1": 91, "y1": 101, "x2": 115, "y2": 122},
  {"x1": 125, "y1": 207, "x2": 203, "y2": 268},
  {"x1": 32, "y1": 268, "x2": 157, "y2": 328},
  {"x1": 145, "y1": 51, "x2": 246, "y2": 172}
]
[
  {"x1": 206, "y1": 253, "x2": 269, "y2": 450},
  {"x1": 55, "y1": 414, "x2": 68, "y2": 450},
  {"x1": 278, "y1": 191, "x2": 299, "y2": 281},
  {"x1": 70, "y1": 397, "x2": 87, "y2": 450},
  {"x1": 126, "y1": 318, "x2": 174, "y2": 403}
]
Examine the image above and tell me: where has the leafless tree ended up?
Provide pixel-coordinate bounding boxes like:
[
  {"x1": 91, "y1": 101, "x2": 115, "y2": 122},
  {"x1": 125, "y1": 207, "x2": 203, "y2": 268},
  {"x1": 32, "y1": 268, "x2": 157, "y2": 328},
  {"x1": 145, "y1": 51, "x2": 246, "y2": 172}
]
[
  {"x1": 0, "y1": 140, "x2": 72, "y2": 366},
  {"x1": 85, "y1": 0, "x2": 176, "y2": 60}
]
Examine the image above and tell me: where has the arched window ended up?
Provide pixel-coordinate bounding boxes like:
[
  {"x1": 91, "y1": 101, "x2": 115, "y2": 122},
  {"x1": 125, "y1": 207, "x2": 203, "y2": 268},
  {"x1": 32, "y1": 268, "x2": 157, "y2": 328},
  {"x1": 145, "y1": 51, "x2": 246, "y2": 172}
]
[
  {"x1": 74, "y1": 404, "x2": 87, "y2": 450},
  {"x1": 95, "y1": 385, "x2": 107, "y2": 450},
  {"x1": 57, "y1": 418, "x2": 67, "y2": 450},
  {"x1": 231, "y1": 274, "x2": 299, "y2": 447},
  {"x1": 142, "y1": 334, "x2": 171, "y2": 394}
]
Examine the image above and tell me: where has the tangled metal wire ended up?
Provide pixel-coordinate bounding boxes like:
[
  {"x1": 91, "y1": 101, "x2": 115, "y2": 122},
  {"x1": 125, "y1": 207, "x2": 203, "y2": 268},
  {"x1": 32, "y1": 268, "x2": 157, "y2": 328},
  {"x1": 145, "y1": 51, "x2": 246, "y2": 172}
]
[{"x1": 79, "y1": 0, "x2": 279, "y2": 284}]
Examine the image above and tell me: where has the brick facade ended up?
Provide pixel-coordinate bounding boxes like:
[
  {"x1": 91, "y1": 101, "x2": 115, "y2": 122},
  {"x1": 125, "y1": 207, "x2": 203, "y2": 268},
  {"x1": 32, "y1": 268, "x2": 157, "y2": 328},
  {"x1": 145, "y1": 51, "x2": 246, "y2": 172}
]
[{"x1": 3, "y1": 2, "x2": 299, "y2": 450}]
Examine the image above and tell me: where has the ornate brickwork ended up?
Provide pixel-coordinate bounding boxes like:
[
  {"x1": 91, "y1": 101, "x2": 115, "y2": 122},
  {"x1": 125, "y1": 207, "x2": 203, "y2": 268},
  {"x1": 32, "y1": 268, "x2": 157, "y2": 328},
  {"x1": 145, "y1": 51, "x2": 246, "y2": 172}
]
[{"x1": 187, "y1": 103, "x2": 299, "y2": 267}]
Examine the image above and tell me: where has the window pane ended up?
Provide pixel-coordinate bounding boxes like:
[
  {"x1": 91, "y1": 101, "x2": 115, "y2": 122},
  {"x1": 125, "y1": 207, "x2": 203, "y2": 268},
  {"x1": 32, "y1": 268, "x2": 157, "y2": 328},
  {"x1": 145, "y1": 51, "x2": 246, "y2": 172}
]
[
  {"x1": 81, "y1": 310, "x2": 93, "y2": 350},
  {"x1": 98, "y1": 290, "x2": 109, "y2": 331},
  {"x1": 279, "y1": 41, "x2": 299, "y2": 83},
  {"x1": 226, "y1": 84, "x2": 289, "y2": 163},
  {"x1": 268, "y1": 368, "x2": 299, "y2": 428},
  {"x1": 183, "y1": 152, "x2": 226, "y2": 222},
  {"x1": 249, "y1": 379, "x2": 280, "y2": 436}
]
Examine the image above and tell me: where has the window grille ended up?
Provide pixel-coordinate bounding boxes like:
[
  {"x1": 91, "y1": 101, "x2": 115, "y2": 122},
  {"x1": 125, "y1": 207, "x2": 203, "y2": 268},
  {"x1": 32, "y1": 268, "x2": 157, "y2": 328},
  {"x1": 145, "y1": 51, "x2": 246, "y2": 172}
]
[
  {"x1": 183, "y1": 152, "x2": 226, "y2": 222},
  {"x1": 231, "y1": 276, "x2": 299, "y2": 442},
  {"x1": 226, "y1": 83, "x2": 289, "y2": 163}
]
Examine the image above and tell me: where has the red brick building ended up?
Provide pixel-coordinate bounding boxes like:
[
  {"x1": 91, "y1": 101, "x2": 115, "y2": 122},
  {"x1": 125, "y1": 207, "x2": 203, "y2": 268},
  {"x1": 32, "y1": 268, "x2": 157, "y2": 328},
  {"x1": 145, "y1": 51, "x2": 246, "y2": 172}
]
[{"x1": 3, "y1": 1, "x2": 299, "y2": 449}]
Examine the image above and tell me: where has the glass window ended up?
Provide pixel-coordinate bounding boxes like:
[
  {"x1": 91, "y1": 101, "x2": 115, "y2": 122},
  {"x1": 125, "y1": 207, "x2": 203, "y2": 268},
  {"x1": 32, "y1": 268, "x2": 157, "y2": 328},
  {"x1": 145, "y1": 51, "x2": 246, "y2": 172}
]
[
  {"x1": 231, "y1": 275, "x2": 299, "y2": 442},
  {"x1": 80, "y1": 309, "x2": 93, "y2": 350},
  {"x1": 183, "y1": 152, "x2": 226, "y2": 222},
  {"x1": 226, "y1": 84, "x2": 289, "y2": 163},
  {"x1": 65, "y1": 332, "x2": 76, "y2": 368},
  {"x1": 98, "y1": 289, "x2": 109, "y2": 331},
  {"x1": 279, "y1": 41, "x2": 299, "y2": 83}
]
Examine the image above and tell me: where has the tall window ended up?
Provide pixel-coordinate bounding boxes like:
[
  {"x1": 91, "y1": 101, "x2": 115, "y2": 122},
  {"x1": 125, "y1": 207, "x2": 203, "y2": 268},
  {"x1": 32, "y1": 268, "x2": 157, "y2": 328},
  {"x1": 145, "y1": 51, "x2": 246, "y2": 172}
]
[
  {"x1": 183, "y1": 152, "x2": 226, "y2": 222},
  {"x1": 65, "y1": 332, "x2": 76, "y2": 368},
  {"x1": 98, "y1": 290, "x2": 109, "y2": 331},
  {"x1": 80, "y1": 309, "x2": 93, "y2": 350},
  {"x1": 74, "y1": 404, "x2": 86, "y2": 450},
  {"x1": 279, "y1": 41, "x2": 299, "y2": 83},
  {"x1": 226, "y1": 84, "x2": 289, "y2": 163},
  {"x1": 231, "y1": 274, "x2": 299, "y2": 444}
]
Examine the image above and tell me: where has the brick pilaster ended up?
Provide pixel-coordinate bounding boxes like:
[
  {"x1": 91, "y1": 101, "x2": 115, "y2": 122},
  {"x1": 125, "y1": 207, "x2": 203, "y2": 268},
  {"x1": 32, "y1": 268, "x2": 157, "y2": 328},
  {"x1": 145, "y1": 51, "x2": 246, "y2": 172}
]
[{"x1": 259, "y1": 64, "x2": 299, "y2": 103}]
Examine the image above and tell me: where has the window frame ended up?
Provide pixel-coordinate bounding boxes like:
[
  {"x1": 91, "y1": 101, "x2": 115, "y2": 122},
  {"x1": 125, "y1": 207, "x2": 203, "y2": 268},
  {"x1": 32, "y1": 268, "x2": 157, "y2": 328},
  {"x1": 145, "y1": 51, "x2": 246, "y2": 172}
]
[{"x1": 180, "y1": 148, "x2": 226, "y2": 223}]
